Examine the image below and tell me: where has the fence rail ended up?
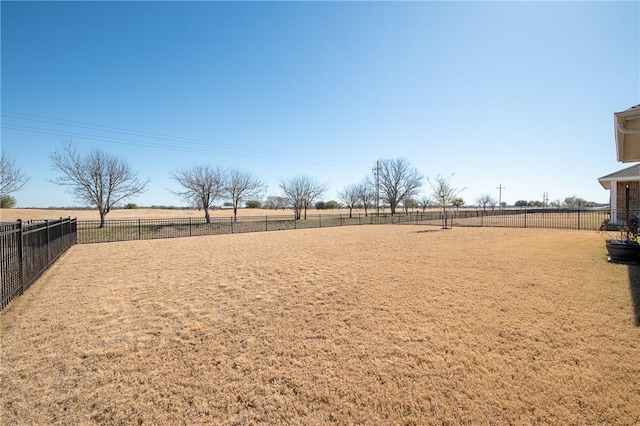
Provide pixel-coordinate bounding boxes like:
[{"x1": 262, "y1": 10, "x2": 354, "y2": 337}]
[
  {"x1": 450, "y1": 208, "x2": 615, "y2": 231},
  {"x1": 76, "y1": 208, "x2": 617, "y2": 244},
  {"x1": 1, "y1": 217, "x2": 77, "y2": 310}
]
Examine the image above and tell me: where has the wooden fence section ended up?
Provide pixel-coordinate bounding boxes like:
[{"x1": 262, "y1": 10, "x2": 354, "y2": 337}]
[{"x1": 1, "y1": 217, "x2": 77, "y2": 310}]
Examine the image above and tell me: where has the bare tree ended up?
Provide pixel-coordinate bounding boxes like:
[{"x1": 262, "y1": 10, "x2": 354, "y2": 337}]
[
  {"x1": 476, "y1": 194, "x2": 495, "y2": 213},
  {"x1": 264, "y1": 195, "x2": 288, "y2": 210},
  {"x1": 225, "y1": 168, "x2": 267, "y2": 222},
  {"x1": 279, "y1": 175, "x2": 327, "y2": 220},
  {"x1": 563, "y1": 195, "x2": 587, "y2": 208},
  {"x1": 171, "y1": 164, "x2": 226, "y2": 224},
  {"x1": 428, "y1": 174, "x2": 464, "y2": 229},
  {"x1": 50, "y1": 144, "x2": 148, "y2": 227},
  {"x1": 451, "y1": 197, "x2": 465, "y2": 211},
  {"x1": 338, "y1": 183, "x2": 360, "y2": 218},
  {"x1": 356, "y1": 181, "x2": 375, "y2": 217},
  {"x1": 418, "y1": 196, "x2": 431, "y2": 213},
  {"x1": 402, "y1": 197, "x2": 418, "y2": 214},
  {"x1": 0, "y1": 153, "x2": 29, "y2": 196},
  {"x1": 280, "y1": 177, "x2": 303, "y2": 219},
  {"x1": 376, "y1": 158, "x2": 423, "y2": 215}
]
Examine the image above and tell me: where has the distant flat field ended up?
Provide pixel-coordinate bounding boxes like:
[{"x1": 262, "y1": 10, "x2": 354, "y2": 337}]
[
  {"x1": 1, "y1": 226, "x2": 639, "y2": 424},
  {"x1": 1, "y1": 207, "x2": 345, "y2": 221}
]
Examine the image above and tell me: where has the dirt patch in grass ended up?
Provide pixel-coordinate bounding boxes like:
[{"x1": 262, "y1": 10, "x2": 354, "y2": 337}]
[{"x1": 1, "y1": 226, "x2": 639, "y2": 424}]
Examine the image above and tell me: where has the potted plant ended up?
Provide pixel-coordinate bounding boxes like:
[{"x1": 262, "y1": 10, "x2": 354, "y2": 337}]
[{"x1": 605, "y1": 216, "x2": 640, "y2": 263}]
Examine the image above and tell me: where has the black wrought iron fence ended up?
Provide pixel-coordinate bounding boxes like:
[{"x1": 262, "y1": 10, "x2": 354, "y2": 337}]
[
  {"x1": 1, "y1": 217, "x2": 77, "y2": 310},
  {"x1": 75, "y1": 209, "x2": 617, "y2": 245},
  {"x1": 449, "y1": 208, "x2": 613, "y2": 231},
  {"x1": 78, "y1": 213, "x2": 386, "y2": 243}
]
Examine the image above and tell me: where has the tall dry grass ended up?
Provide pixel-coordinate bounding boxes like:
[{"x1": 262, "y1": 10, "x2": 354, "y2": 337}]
[{"x1": 1, "y1": 226, "x2": 639, "y2": 424}]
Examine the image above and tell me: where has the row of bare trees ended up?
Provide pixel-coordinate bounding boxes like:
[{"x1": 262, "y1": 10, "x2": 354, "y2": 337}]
[
  {"x1": 8, "y1": 144, "x2": 551, "y2": 228},
  {"x1": 5, "y1": 144, "x2": 605, "y2": 230},
  {"x1": 6, "y1": 146, "x2": 464, "y2": 226},
  {"x1": 335, "y1": 158, "x2": 464, "y2": 222},
  {"x1": 278, "y1": 175, "x2": 327, "y2": 220},
  {"x1": 171, "y1": 165, "x2": 266, "y2": 224},
  {"x1": 46, "y1": 145, "x2": 328, "y2": 226}
]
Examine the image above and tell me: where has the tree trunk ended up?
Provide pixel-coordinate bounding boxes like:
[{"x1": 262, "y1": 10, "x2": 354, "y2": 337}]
[
  {"x1": 442, "y1": 206, "x2": 447, "y2": 229},
  {"x1": 233, "y1": 205, "x2": 238, "y2": 222},
  {"x1": 99, "y1": 210, "x2": 106, "y2": 228},
  {"x1": 204, "y1": 208, "x2": 211, "y2": 224},
  {"x1": 349, "y1": 207, "x2": 353, "y2": 218}
]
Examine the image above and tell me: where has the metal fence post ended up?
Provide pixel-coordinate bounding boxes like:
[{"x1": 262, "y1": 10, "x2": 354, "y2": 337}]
[
  {"x1": 231, "y1": 217, "x2": 234, "y2": 234},
  {"x1": 46, "y1": 220, "x2": 50, "y2": 263},
  {"x1": 265, "y1": 215, "x2": 268, "y2": 231},
  {"x1": 577, "y1": 209, "x2": 581, "y2": 230},
  {"x1": 319, "y1": 214, "x2": 322, "y2": 228},
  {"x1": 189, "y1": 218, "x2": 192, "y2": 236},
  {"x1": 16, "y1": 219, "x2": 24, "y2": 293},
  {"x1": 524, "y1": 210, "x2": 527, "y2": 228},
  {"x1": 138, "y1": 219, "x2": 142, "y2": 240}
]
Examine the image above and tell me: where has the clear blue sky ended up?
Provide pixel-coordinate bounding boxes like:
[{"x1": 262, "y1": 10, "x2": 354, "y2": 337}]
[{"x1": 2, "y1": 1, "x2": 638, "y2": 208}]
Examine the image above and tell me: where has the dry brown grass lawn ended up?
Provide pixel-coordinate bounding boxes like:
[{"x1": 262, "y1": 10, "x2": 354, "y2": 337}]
[{"x1": 1, "y1": 226, "x2": 639, "y2": 425}]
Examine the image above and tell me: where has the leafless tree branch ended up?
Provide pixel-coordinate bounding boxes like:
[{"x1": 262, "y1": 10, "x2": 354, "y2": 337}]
[
  {"x1": 0, "y1": 153, "x2": 30, "y2": 196},
  {"x1": 171, "y1": 164, "x2": 226, "y2": 223},
  {"x1": 225, "y1": 169, "x2": 267, "y2": 222},
  {"x1": 49, "y1": 144, "x2": 148, "y2": 227},
  {"x1": 376, "y1": 158, "x2": 423, "y2": 215}
]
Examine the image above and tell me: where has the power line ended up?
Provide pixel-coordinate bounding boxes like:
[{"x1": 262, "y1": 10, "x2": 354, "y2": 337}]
[
  {"x1": 1, "y1": 109, "x2": 346, "y2": 167},
  {"x1": 2, "y1": 110, "x2": 316, "y2": 160},
  {"x1": 1, "y1": 110, "x2": 319, "y2": 161}
]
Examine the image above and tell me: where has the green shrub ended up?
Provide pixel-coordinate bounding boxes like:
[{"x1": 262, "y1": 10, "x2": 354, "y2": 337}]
[{"x1": 0, "y1": 195, "x2": 16, "y2": 208}]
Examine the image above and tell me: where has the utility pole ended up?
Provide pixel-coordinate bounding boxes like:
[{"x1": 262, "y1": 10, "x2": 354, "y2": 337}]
[
  {"x1": 496, "y1": 184, "x2": 506, "y2": 210},
  {"x1": 542, "y1": 192, "x2": 548, "y2": 207},
  {"x1": 372, "y1": 161, "x2": 380, "y2": 215}
]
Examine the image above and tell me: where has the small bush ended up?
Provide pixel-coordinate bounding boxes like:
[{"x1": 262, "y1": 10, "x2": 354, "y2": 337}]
[
  {"x1": 0, "y1": 195, "x2": 16, "y2": 208},
  {"x1": 325, "y1": 200, "x2": 341, "y2": 209}
]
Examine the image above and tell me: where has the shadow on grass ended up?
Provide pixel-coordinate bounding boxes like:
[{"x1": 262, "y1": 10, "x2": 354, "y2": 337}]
[
  {"x1": 626, "y1": 265, "x2": 640, "y2": 326},
  {"x1": 415, "y1": 229, "x2": 441, "y2": 234}
]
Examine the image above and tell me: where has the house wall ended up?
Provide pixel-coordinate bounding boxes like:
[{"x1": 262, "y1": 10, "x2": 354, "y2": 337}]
[{"x1": 615, "y1": 181, "x2": 640, "y2": 212}]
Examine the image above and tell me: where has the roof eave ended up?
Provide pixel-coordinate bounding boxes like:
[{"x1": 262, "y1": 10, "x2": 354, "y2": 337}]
[
  {"x1": 615, "y1": 107, "x2": 640, "y2": 162},
  {"x1": 598, "y1": 178, "x2": 611, "y2": 190}
]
